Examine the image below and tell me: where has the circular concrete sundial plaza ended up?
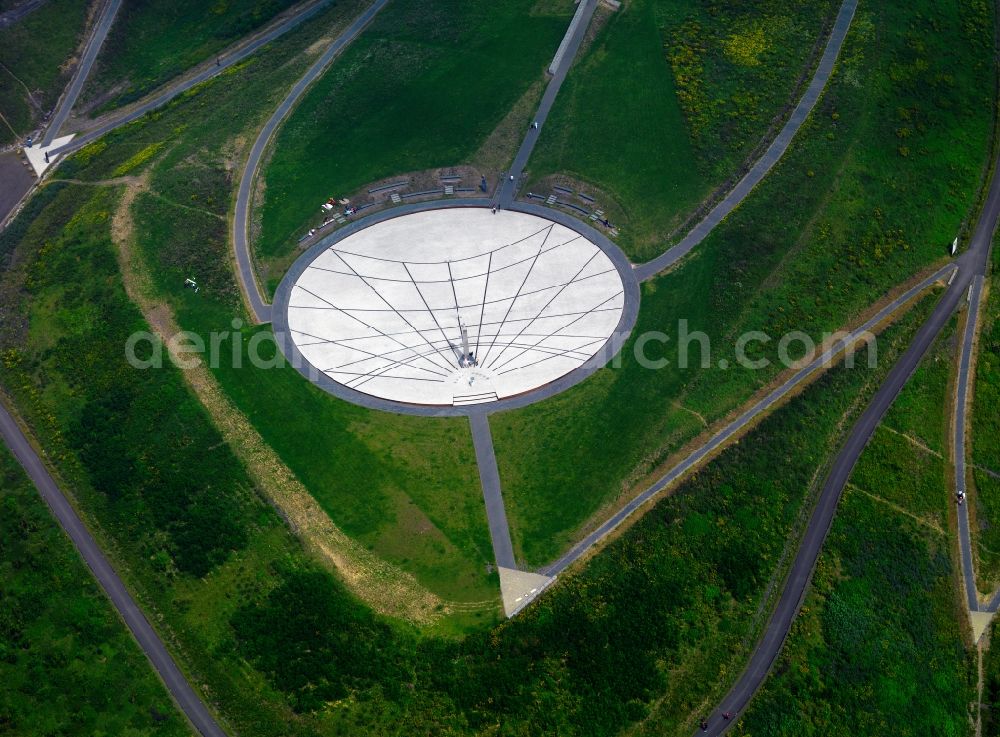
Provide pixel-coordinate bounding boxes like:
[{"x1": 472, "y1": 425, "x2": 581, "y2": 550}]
[{"x1": 276, "y1": 207, "x2": 630, "y2": 409}]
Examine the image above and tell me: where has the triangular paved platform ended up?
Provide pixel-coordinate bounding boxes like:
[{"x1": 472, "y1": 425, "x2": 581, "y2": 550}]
[
  {"x1": 24, "y1": 134, "x2": 74, "y2": 176},
  {"x1": 499, "y1": 567, "x2": 554, "y2": 617},
  {"x1": 971, "y1": 610, "x2": 995, "y2": 642}
]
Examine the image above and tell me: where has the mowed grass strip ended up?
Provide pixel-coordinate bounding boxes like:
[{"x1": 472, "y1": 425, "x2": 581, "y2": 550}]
[
  {"x1": 256, "y1": 0, "x2": 573, "y2": 262},
  {"x1": 733, "y1": 492, "x2": 969, "y2": 736},
  {"x1": 493, "y1": 0, "x2": 994, "y2": 567},
  {"x1": 523, "y1": 0, "x2": 838, "y2": 260}
]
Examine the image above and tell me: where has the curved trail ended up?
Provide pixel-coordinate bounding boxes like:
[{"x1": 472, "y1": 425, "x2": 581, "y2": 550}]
[
  {"x1": 232, "y1": 0, "x2": 390, "y2": 324},
  {"x1": 634, "y1": 0, "x2": 858, "y2": 282},
  {"x1": 0, "y1": 401, "x2": 228, "y2": 737},
  {"x1": 957, "y1": 275, "x2": 988, "y2": 614}
]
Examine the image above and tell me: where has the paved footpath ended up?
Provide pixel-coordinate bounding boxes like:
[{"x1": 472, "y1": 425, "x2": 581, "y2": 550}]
[
  {"x1": 956, "y1": 275, "x2": 986, "y2": 613},
  {"x1": 43, "y1": 0, "x2": 123, "y2": 146},
  {"x1": 952, "y1": 271, "x2": 1000, "y2": 643},
  {"x1": 470, "y1": 411, "x2": 516, "y2": 569},
  {"x1": 0, "y1": 401, "x2": 229, "y2": 737},
  {"x1": 498, "y1": 0, "x2": 598, "y2": 209},
  {"x1": 232, "y1": 0, "x2": 390, "y2": 324}
]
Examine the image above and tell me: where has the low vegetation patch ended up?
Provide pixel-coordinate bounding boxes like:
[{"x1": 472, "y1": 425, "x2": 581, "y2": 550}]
[
  {"x1": 0, "y1": 446, "x2": 192, "y2": 736},
  {"x1": 735, "y1": 315, "x2": 971, "y2": 735},
  {"x1": 735, "y1": 492, "x2": 970, "y2": 735}
]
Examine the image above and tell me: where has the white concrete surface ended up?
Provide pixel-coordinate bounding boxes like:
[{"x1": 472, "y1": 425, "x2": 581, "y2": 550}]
[
  {"x1": 286, "y1": 208, "x2": 624, "y2": 406},
  {"x1": 971, "y1": 610, "x2": 995, "y2": 642},
  {"x1": 498, "y1": 567, "x2": 555, "y2": 617},
  {"x1": 548, "y1": 0, "x2": 595, "y2": 75},
  {"x1": 24, "y1": 134, "x2": 75, "y2": 176}
]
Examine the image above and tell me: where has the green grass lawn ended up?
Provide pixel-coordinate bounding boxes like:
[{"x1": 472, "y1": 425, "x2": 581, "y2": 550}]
[
  {"x1": 523, "y1": 0, "x2": 839, "y2": 260},
  {"x1": 734, "y1": 310, "x2": 970, "y2": 736},
  {"x1": 255, "y1": 0, "x2": 573, "y2": 268},
  {"x1": 80, "y1": 0, "x2": 303, "y2": 113},
  {"x1": 0, "y1": 446, "x2": 193, "y2": 736},
  {"x1": 0, "y1": 0, "x2": 88, "y2": 145},
  {"x1": 493, "y1": 0, "x2": 994, "y2": 567}
]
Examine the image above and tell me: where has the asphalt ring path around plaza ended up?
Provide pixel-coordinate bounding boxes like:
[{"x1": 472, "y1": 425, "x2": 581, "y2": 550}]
[{"x1": 272, "y1": 199, "x2": 640, "y2": 417}]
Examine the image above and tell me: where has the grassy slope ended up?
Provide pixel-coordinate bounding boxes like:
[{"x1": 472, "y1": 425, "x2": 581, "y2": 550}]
[
  {"x1": 735, "y1": 313, "x2": 970, "y2": 735},
  {"x1": 493, "y1": 0, "x2": 994, "y2": 567},
  {"x1": 53, "y1": 1, "x2": 495, "y2": 605},
  {"x1": 0, "y1": 145, "x2": 945, "y2": 736},
  {"x1": 972, "y1": 241, "x2": 1000, "y2": 587},
  {"x1": 256, "y1": 0, "x2": 573, "y2": 264},
  {"x1": 734, "y1": 497, "x2": 969, "y2": 736},
  {"x1": 524, "y1": 0, "x2": 838, "y2": 260},
  {"x1": 849, "y1": 318, "x2": 956, "y2": 530},
  {"x1": 0, "y1": 180, "x2": 400, "y2": 736},
  {"x1": 0, "y1": 0, "x2": 88, "y2": 145},
  {"x1": 229, "y1": 291, "x2": 937, "y2": 737},
  {"x1": 80, "y1": 0, "x2": 300, "y2": 112},
  {"x1": 0, "y1": 443, "x2": 193, "y2": 735}
]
